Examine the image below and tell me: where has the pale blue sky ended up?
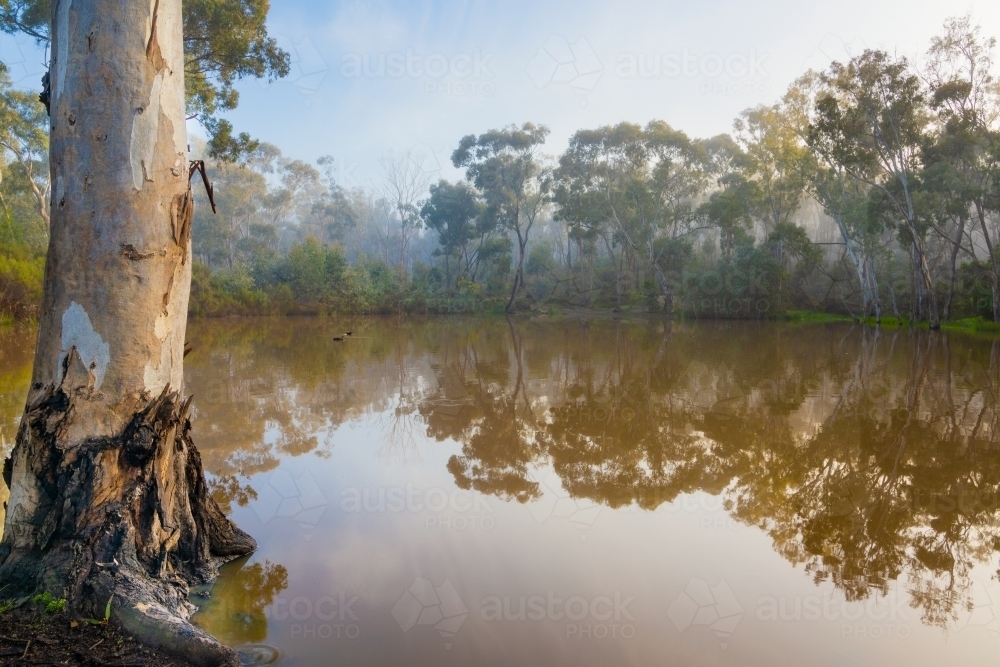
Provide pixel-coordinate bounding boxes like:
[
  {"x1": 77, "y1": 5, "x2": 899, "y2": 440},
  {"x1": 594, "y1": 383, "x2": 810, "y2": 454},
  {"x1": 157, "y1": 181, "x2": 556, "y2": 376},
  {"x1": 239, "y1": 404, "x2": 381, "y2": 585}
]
[{"x1": 2, "y1": 0, "x2": 999, "y2": 186}]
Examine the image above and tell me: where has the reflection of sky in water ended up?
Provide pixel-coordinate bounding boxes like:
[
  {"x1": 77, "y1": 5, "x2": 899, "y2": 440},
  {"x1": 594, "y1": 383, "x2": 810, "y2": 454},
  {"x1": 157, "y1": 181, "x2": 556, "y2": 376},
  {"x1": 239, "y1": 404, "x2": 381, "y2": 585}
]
[
  {"x1": 208, "y1": 410, "x2": 1000, "y2": 667},
  {"x1": 4, "y1": 318, "x2": 1000, "y2": 665}
]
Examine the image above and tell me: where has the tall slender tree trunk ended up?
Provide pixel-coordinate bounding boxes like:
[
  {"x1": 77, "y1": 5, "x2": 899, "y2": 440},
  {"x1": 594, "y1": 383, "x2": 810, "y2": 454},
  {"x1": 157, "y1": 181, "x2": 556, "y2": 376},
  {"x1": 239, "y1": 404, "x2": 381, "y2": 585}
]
[
  {"x1": 506, "y1": 230, "x2": 528, "y2": 313},
  {"x1": 991, "y1": 273, "x2": 1000, "y2": 323},
  {"x1": 974, "y1": 201, "x2": 1000, "y2": 321},
  {"x1": 0, "y1": 2, "x2": 253, "y2": 665},
  {"x1": 914, "y1": 242, "x2": 940, "y2": 329},
  {"x1": 830, "y1": 211, "x2": 871, "y2": 317},
  {"x1": 445, "y1": 252, "x2": 451, "y2": 293},
  {"x1": 602, "y1": 234, "x2": 622, "y2": 311},
  {"x1": 869, "y1": 255, "x2": 881, "y2": 323},
  {"x1": 943, "y1": 214, "x2": 967, "y2": 322}
]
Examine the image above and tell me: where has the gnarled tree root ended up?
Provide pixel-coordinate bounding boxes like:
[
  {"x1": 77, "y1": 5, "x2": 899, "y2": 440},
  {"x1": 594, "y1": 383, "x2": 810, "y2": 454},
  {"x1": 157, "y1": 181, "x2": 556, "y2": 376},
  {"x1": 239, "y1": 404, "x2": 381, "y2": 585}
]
[
  {"x1": 111, "y1": 572, "x2": 241, "y2": 667},
  {"x1": 0, "y1": 381, "x2": 255, "y2": 667}
]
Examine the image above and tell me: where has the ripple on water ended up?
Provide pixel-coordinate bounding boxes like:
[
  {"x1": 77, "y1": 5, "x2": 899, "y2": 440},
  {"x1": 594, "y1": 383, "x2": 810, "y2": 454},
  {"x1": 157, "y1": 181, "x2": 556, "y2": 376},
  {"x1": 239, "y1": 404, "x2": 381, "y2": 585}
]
[{"x1": 237, "y1": 645, "x2": 283, "y2": 666}]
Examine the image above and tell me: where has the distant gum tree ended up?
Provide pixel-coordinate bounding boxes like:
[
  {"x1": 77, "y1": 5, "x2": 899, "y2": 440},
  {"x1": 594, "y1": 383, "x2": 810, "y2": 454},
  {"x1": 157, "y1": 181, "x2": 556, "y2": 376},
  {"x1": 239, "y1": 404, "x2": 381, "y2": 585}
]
[{"x1": 452, "y1": 123, "x2": 551, "y2": 313}]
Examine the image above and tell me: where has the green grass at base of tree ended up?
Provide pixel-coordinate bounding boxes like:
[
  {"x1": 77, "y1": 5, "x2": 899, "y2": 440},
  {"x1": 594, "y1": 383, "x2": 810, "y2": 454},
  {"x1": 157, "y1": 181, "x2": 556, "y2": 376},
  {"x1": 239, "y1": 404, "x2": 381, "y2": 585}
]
[
  {"x1": 780, "y1": 312, "x2": 1000, "y2": 338},
  {"x1": 941, "y1": 317, "x2": 1000, "y2": 335}
]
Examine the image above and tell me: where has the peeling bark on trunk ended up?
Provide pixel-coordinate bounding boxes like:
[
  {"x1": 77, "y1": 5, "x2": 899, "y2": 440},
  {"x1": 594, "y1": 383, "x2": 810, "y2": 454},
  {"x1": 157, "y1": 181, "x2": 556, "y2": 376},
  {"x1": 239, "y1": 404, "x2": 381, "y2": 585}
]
[{"x1": 0, "y1": 1, "x2": 254, "y2": 665}]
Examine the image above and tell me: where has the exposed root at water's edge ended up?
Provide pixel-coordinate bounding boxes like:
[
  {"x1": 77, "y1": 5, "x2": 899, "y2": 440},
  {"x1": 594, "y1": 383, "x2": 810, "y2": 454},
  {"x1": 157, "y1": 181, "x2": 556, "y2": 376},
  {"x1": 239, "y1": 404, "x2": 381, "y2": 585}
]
[{"x1": 0, "y1": 380, "x2": 256, "y2": 667}]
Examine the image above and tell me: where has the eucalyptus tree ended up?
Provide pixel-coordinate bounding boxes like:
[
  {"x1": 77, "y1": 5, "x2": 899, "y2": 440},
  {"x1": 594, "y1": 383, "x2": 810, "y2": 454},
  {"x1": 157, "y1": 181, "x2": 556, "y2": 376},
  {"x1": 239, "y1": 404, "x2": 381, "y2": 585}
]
[
  {"x1": 552, "y1": 129, "x2": 620, "y2": 306},
  {"x1": 921, "y1": 16, "x2": 1000, "y2": 320},
  {"x1": 808, "y1": 50, "x2": 940, "y2": 327},
  {"x1": 307, "y1": 155, "x2": 360, "y2": 247},
  {"x1": 0, "y1": 66, "x2": 49, "y2": 232},
  {"x1": 698, "y1": 133, "x2": 757, "y2": 262},
  {"x1": 267, "y1": 159, "x2": 323, "y2": 229},
  {"x1": 733, "y1": 104, "x2": 808, "y2": 238},
  {"x1": 453, "y1": 123, "x2": 551, "y2": 312},
  {"x1": 193, "y1": 158, "x2": 269, "y2": 269},
  {"x1": 305, "y1": 186, "x2": 358, "y2": 247},
  {"x1": 0, "y1": 2, "x2": 257, "y2": 665},
  {"x1": 781, "y1": 76, "x2": 886, "y2": 319},
  {"x1": 556, "y1": 121, "x2": 708, "y2": 314},
  {"x1": 420, "y1": 179, "x2": 484, "y2": 291}
]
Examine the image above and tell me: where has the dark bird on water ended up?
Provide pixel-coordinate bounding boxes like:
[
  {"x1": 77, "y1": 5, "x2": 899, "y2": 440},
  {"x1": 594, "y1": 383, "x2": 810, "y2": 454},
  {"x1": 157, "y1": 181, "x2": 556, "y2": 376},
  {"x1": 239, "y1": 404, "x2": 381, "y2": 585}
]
[{"x1": 334, "y1": 336, "x2": 345, "y2": 341}]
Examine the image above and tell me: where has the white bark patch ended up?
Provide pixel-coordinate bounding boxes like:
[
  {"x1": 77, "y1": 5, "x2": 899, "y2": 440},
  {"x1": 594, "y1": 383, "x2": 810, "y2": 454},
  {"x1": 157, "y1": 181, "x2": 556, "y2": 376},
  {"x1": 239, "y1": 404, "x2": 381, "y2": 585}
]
[
  {"x1": 54, "y1": 0, "x2": 72, "y2": 100},
  {"x1": 54, "y1": 175, "x2": 64, "y2": 207},
  {"x1": 59, "y1": 302, "x2": 110, "y2": 390},
  {"x1": 130, "y1": 73, "x2": 164, "y2": 191},
  {"x1": 154, "y1": 313, "x2": 169, "y2": 341}
]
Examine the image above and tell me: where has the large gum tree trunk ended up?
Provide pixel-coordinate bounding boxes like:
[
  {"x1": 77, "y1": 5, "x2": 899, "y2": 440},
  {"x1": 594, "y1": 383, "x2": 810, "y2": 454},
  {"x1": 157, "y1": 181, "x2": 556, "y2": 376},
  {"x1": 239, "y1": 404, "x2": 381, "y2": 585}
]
[{"x1": 0, "y1": 1, "x2": 254, "y2": 665}]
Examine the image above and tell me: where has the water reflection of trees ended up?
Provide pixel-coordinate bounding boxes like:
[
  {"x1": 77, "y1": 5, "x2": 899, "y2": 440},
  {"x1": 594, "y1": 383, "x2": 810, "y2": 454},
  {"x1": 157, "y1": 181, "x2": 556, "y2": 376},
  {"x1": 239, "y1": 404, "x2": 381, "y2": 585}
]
[
  {"x1": 0, "y1": 324, "x2": 35, "y2": 527},
  {"x1": 432, "y1": 319, "x2": 543, "y2": 502},
  {"x1": 186, "y1": 318, "x2": 419, "y2": 507},
  {"x1": 728, "y1": 331, "x2": 1000, "y2": 627},
  {"x1": 405, "y1": 320, "x2": 1000, "y2": 627},
  {"x1": 184, "y1": 318, "x2": 516, "y2": 504},
  {"x1": 59, "y1": 316, "x2": 1000, "y2": 629},
  {"x1": 0, "y1": 324, "x2": 33, "y2": 451},
  {"x1": 192, "y1": 557, "x2": 289, "y2": 645}
]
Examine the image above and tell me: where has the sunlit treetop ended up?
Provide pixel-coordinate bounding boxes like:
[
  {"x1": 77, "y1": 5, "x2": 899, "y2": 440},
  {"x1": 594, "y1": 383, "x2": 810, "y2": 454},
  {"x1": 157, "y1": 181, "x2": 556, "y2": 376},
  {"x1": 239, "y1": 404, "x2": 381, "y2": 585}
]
[{"x1": 0, "y1": 0, "x2": 289, "y2": 162}]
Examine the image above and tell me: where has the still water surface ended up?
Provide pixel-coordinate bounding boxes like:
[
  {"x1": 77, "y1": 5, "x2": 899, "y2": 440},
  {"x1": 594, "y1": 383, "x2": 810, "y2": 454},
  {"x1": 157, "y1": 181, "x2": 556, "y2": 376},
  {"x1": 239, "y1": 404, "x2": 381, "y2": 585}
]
[{"x1": 3, "y1": 317, "x2": 1000, "y2": 666}]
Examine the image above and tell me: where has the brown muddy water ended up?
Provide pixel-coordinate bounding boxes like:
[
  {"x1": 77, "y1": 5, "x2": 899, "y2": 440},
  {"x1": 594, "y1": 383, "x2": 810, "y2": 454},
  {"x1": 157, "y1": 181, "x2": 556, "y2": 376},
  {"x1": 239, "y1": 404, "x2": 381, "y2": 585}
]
[{"x1": 3, "y1": 317, "x2": 1000, "y2": 666}]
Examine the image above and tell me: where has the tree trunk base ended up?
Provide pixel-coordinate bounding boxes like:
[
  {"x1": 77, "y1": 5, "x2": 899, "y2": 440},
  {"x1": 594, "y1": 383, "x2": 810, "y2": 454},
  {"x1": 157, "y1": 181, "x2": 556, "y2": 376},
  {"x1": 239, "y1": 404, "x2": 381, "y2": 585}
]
[{"x1": 0, "y1": 380, "x2": 255, "y2": 667}]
